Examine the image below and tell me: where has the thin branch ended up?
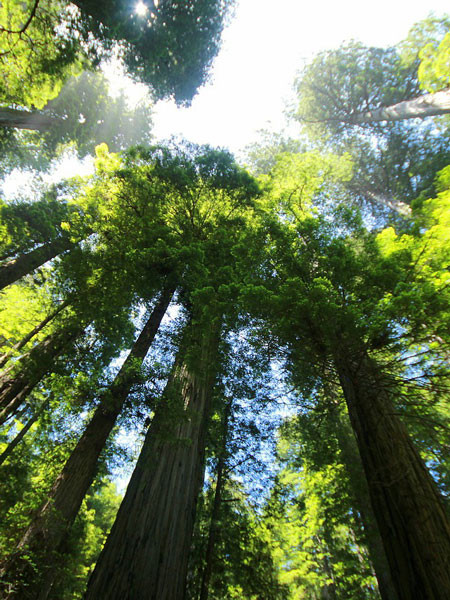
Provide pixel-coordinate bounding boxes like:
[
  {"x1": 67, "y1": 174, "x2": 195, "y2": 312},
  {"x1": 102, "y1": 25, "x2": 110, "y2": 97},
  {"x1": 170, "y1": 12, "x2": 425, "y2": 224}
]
[{"x1": 0, "y1": 0, "x2": 40, "y2": 35}]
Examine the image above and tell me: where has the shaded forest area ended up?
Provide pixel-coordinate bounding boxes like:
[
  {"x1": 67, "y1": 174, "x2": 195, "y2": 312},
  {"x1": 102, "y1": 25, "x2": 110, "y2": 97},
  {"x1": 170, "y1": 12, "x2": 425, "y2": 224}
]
[{"x1": 0, "y1": 2, "x2": 449, "y2": 599}]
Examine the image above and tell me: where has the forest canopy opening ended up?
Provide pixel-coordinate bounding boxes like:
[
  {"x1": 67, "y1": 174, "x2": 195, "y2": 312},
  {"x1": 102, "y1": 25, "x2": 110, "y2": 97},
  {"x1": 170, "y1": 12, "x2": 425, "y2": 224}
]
[{"x1": 0, "y1": 5, "x2": 449, "y2": 600}]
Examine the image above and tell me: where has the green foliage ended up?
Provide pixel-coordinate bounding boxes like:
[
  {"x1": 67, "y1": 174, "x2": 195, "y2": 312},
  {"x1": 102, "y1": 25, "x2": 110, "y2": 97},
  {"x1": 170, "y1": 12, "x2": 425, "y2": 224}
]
[
  {"x1": 0, "y1": 189, "x2": 73, "y2": 260},
  {"x1": 189, "y1": 479, "x2": 287, "y2": 600},
  {"x1": 0, "y1": 282, "x2": 53, "y2": 357},
  {"x1": 0, "y1": 0, "x2": 85, "y2": 108},
  {"x1": 0, "y1": 398, "x2": 86, "y2": 556},
  {"x1": 419, "y1": 30, "x2": 450, "y2": 91},
  {"x1": 259, "y1": 151, "x2": 353, "y2": 217},
  {"x1": 73, "y1": 0, "x2": 235, "y2": 104},
  {"x1": 42, "y1": 72, "x2": 153, "y2": 156},
  {"x1": 294, "y1": 41, "x2": 419, "y2": 138},
  {"x1": 0, "y1": 61, "x2": 449, "y2": 596},
  {"x1": 244, "y1": 131, "x2": 306, "y2": 176},
  {"x1": 0, "y1": 0, "x2": 234, "y2": 113},
  {"x1": 49, "y1": 481, "x2": 121, "y2": 599},
  {"x1": 265, "y1": 424, "x2": 379, "y2": 599},
  {"x1": 399, "y1": 14, "x2": 450, "y2": 89},
  {"x1": 291, "y1": 16, "x2": 450, "y2": 217},
  {"x1": 0, "y1": 408, "x2": 121, "y2": 599},
  {"x1": 294, "y1": 15, "x2": 450, "y2": 138},
  {"x1": 0, "y1": 72, "x2": 154, "y2": 174}
]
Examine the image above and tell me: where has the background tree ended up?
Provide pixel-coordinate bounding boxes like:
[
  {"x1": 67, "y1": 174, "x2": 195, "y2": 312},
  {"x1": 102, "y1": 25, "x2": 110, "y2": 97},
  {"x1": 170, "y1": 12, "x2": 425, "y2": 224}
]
[
  {"x1": 0, "y1": 0, "x2": 85, "y2": 110},
  {"x1": 0, "y1": 0, "x2": 234, "y2": 121},
  {"x1": 242, "y1": 146, "x2": 450, "y2": 598},
  {"x1": 0, "y1": 72, "x2": 154, "y2": 174},
  {"x1": 294, "y1": 16, "x2": 450, "y2": 132},
  {"x1": 271, "y1": 404, "x2": 397, "y2": 599},
  {"x1": 290, "y1": 16, "x2": 450, "y2": 217}
]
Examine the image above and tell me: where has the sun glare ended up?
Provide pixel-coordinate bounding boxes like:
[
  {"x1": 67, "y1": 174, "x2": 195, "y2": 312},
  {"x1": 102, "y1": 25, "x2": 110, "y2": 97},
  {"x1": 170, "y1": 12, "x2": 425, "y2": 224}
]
[{"x1": 135, "y1": 1, "x2": 148, "y2": 17}]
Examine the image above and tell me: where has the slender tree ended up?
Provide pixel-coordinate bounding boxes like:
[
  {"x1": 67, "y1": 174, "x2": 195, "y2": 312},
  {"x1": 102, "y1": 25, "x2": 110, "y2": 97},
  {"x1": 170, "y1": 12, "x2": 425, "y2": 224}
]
[
  {"x1": 0, "y1": 321, "x2": 84, "y2": 425},
  {"x1": 0, "y1": 400, "x2": 47, "y2": 468},
  {"x1": 331, "y1": 409, "x2": 398, "y2": 600},
  {"x1": 0, "y1": 284, "x2": 174, "y2": 599},
  {"x1": 0, "y1": 300, "x2": 69, "y2": 370},
  {"x1": 198, "y1": 396, "x2": 232, "y2": 600}
]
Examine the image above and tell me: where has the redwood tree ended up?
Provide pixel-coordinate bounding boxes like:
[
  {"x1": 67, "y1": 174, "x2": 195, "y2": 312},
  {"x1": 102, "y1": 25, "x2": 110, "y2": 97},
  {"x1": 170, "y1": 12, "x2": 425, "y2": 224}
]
[
  {"x1": 246, "y1": 153, "x2": 450, "y2": 598},
  {"x1": 0, "y1": 285, "x2": 174, "y2": 599},
  {"x1": 85, "y1": 311, "x2": 222, "y2": 599}
]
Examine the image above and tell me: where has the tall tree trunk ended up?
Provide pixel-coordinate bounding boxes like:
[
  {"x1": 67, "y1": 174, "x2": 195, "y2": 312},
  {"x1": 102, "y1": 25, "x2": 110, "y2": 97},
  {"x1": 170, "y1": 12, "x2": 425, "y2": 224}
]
[
  {"x1": 85, "y1": 315, "x2": 222, "y2": 600},
  {"x1": 335, "y1": 415, "x2": 398, "y2": 600},
  {"x1": 346, "y1": 89, "x2": 450, "y2": 124},
  {"x1": 336, "y1": 353, "x2": 450, "y2": 600},
  {"x1": 0, "y1": 402, "x2": 47, "y2": 467},
  {"x1": 348, "y1": 184, "x2": 412, "y2": 217},
  {"x1": 0, "y1": 323, "x2": 83, "y2": 425},
  {"x1": 0, "y1": 301, "x2": 69, "y2": 370},
  {"x1": 0, "y1": 286, "x2": 174, "y2": 600},
  {"x1": 0, "y1": 108, "x2": 62, "y2": 131},
  {"x1": 0, "y1": 237, "x2": 75, "y2": 291},
  {"x1": 198, "y1": 397, "x2": 232, "y2": 600},
  {"x1": 319, "y1": 545, "x2": 337, "y2": 600}
]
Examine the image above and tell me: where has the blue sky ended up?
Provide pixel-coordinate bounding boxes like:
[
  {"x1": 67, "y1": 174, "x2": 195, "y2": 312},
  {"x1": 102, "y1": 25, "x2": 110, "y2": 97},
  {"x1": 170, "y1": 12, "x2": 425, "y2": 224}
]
[
  {"x1": 2, "y1": 0, "x2": 449, "y2": 200},
  {"x1": 150, "y1": 0, "x2": 450, "y2": 153}
]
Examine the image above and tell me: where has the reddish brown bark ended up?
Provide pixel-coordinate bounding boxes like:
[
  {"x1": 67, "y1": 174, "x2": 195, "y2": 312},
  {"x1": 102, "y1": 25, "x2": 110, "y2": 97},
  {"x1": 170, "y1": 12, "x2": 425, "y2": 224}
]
[
  {"x1": 0, "y1": 286, "x2": 174, "y2": 599},
  {"x1": 85, "y1": 316, "x2": 221, "y2": 600},
  {"x1": 336, "y1": 354, "x2": 450, "y2": 600}
]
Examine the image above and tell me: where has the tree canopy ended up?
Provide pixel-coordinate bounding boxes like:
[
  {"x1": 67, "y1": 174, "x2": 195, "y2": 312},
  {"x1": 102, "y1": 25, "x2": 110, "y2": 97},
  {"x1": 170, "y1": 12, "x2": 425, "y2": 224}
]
[
  {"x1": 0, "y1": 0, "x2": 233, "y2": 113},
  {"x1": 294, "y1": 15, "x2": 450, "y2": 135},
  {"x1": 0, "y1": 9, "x2": 449, "y2": 600}
]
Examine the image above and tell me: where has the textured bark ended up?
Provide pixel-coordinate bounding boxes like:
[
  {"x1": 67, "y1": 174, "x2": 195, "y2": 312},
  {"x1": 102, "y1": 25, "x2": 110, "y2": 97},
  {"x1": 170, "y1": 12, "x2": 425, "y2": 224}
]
[
  {"x1": 335, "y1": 417, "x2": 398, "y2": 600},
  {"x1": 336, "y1": 354, "x2": 450, "y2": 600},
  {"x1": 0, "y1": 237, "x2": 75, "y2": 291},
  {"x1": 198, "y1": 397, "x2": 232, "y2": 600},
  {"x1": 0, "y1": 287, "x2": 174, "y2": 600},
  {"x1": 346, "y1": 89, "x2": 450, "y2": 124},
  {"x1": 0, "y1": 301, "x2": 69, "y2": 370},
  {"x1": 85, "y1": 317, "x2": 221, "y2": 600},
  {"x1": 0, "y1": 324, "x2": 82, "y2": 425},
  {"x1": 0, "y1": 108, "x2": 62, "y2": 131}
]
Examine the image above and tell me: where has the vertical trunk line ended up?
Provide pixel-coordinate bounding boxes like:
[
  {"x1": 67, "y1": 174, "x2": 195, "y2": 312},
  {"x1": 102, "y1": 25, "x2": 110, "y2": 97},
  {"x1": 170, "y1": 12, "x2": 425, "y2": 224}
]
[
  {"x1": 0, "y1": 286, "x2": 174, "y2": 600},
  {"x1": 198, "y1": 396, "x2": 232, "y2": 600},
  {"x1": 336, "y1": 354, "x2": 450, "y2": 600},
  {"x1": 85, "y1": 315, "x2": 222, "y2": 600}
]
